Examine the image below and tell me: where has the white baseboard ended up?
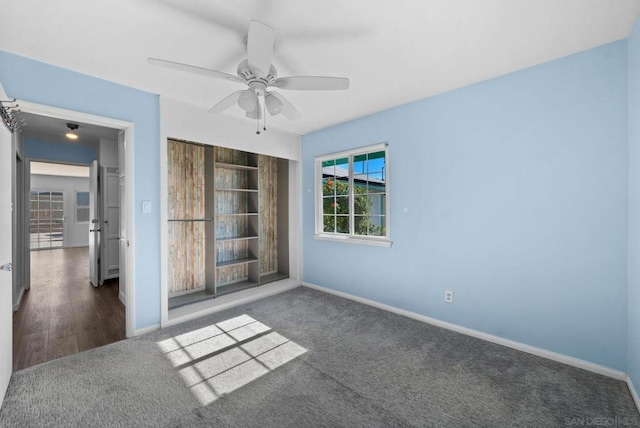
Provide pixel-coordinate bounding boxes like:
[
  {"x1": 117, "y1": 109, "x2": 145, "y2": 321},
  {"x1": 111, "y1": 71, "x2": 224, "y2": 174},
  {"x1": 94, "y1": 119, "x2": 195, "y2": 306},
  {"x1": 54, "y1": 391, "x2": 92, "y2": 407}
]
[
  {"x1": 303, "y1": 282, "x2": 626, "y2": 381},
  {"x1": 627, "y1": 375, "x2": 640, "y2": 414},
  {"x1": 164, "y1": 279, "x2": 301, "y2": 329},
  {"x1": 132, "y1": 323, "x2": 161, "y2": 337},
  {"x1": 118, "y1": 290, "x2": 126, "y2": 306}
]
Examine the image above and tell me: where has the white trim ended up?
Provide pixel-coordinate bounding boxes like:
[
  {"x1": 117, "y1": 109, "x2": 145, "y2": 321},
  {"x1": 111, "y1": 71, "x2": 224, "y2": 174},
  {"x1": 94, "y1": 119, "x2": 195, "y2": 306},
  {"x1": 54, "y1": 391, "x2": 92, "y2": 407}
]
[
  {"x1": 314, "y1": 142, "x2": 387, "y2": 162},
  {"x1": 133, "y1": 323, "x2": 160, "y2": 336},
  {"x1": 303, "y1": 282, "x2": 626, "y2": 381},
  {"x1": 118, "y1": 290, "x2": 126, "y2": 306},
  {"x1": 627, "y1": 375, "x2": 640, "y2": 414},
  {"x1": 313, "y1": 233, "x2": 392, "y2": 247},
  {"x1": 158, "y1": 97, "x2": 303, "y2": 326},
  {"x1": 314, "y1": 142, "x2": 389, "y2": 241},
  {"x1": 164, "y1": 279, "x2": 301, "y2": 328},
  {"x1": 159, "y1": 123, "x2": 168, "y2": 327},
  {"x1": 18, "y1": 100, "x2": 136, "y2": 339}
]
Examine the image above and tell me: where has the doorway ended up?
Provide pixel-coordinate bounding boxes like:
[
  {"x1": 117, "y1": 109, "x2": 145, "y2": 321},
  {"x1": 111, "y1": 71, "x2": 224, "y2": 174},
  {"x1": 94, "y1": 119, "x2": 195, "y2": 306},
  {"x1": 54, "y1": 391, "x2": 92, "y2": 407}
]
[{"x1": 11, "y1": 107, "x2": 133, "y2": 369}]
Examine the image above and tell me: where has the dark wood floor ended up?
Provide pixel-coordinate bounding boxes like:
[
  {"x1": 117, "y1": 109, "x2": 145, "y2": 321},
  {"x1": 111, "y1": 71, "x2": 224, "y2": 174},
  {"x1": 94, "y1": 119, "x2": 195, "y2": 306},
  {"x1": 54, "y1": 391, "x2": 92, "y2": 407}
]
[{"x1": 12, "y1": 247, "x2": 125, "y2": 371}]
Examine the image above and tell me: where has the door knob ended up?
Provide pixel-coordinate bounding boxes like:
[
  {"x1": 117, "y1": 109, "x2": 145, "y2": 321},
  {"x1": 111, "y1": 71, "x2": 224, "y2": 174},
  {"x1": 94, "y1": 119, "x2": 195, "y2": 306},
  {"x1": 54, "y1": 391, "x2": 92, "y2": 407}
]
[{"x1": 0, "y1": 263, "x2": 12, "y2": 272}]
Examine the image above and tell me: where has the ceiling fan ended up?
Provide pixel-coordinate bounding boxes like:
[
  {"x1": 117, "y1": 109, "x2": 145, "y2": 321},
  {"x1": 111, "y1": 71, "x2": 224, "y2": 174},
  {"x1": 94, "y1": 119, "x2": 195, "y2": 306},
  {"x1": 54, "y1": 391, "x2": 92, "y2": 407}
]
[{"x1": 148, "y1": 20, "x2": 349, "y2": 131}]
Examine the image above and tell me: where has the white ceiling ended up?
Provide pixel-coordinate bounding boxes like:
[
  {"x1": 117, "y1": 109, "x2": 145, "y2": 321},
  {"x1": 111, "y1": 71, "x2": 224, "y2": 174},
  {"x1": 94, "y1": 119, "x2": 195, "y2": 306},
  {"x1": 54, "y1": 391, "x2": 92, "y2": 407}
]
[
  {"x1": 2, "y1": 0, "x2": 639, "y2": 136},
  {"x1": 20, "y1": 112, "x2": 119, "y2": 147}
]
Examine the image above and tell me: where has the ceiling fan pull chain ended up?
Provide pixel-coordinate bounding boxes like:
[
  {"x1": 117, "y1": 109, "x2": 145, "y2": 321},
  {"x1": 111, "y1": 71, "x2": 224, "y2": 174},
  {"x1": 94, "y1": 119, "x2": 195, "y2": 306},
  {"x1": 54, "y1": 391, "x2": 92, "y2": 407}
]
[
  {"x1": 256, "y1": 113, "x2": 260, "y2": 135},
  {"x1": 263, "y1": 100, "x2": 267, "y2": 132}
]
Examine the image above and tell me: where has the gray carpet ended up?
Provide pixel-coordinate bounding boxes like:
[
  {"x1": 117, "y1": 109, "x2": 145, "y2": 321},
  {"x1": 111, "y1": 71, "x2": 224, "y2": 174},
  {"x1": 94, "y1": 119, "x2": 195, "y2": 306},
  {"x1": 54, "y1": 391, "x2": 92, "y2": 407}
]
[{"x1": 1, "y1": 286, "x2": 638, "y2": 427}]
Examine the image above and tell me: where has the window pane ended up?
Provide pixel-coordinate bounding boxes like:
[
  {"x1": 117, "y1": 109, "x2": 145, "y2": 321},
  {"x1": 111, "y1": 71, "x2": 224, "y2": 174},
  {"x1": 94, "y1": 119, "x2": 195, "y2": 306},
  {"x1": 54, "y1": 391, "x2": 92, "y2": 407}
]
[
  {"x1": 52, "y1": 210, "x2": 63, "y2": 219},
  {"x1": 366, "y1": 151, "x2": 386, "y2": 174},
  {"x1": 370, "y1": 193, "x2": 385, "y2": 216},
  {"x1": 323, "y1": 197, "x2": 335, "y2": 215},
  {"x1": 51, "y1": 192, "x2": 63, "y2": 201},
  {"x1": 353, "y1": 154, "x2": 366, "y2": 174},
  {"x1": 354, "y1": 192, "x2": 373, "y2": 215},
  {"x1": 76, "y1": 191, "x2": 90, "y2": 207},
  {"x1": 323, "y1": 215, "x2": 335, "y2": 233},
  {"x1": 334, "y1": 196, "x2": 349, "y2": 215},
  {"x1": 334, "y1": 177, "x2": 348, "y2": 195},
  {"x1": 370, "y1": 216, "x2": 386, "y2": 236},
  {"x1": 336, "y1": 216, "x2": 349, "y2": 234},
  {"x1": 322, "y1": 178, "x2": 334, "y2": 197},
  {"x1": 354, "y1": 215, "x2": 368, "y2": 235},
  {"x1": 51, "y1": 201, "x2": 63, "y2": 210},
  {"x1": 354, "y1": 215, "x2": 386, "y2": 236}
]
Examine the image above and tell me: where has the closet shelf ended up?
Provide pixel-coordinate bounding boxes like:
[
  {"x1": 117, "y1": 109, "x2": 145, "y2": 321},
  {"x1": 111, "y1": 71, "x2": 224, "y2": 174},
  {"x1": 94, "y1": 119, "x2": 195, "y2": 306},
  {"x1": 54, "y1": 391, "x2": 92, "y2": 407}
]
[
  {"x1": 216, "y1": 235, "x2": 259, "y2": 242},
  {"x1": 215, "y1": 162, "x2": 258, "y2": 171},
  {"x1": 215, "y1": 212, "x2": 259, "y2": 216},
  {"x1": 216, "y1": 257, "x2": 259, "y2": 268},
  {"x1": 168, "y1": 218, "x2": 213, "y2": 222},
  {"x1": 215, "y1": 188, "x2": 259, "y2": 192}
]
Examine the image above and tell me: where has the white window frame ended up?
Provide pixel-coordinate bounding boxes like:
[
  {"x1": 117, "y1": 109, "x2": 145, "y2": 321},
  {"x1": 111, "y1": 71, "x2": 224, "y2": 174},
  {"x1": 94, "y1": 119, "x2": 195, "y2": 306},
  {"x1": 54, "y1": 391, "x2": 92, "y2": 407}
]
[
  {"x1": 75, "y1": 190, "x2": 90, "y2": 224},
  {"x1": 314, "y1": 142, "x2": 391, "y2": 247}
]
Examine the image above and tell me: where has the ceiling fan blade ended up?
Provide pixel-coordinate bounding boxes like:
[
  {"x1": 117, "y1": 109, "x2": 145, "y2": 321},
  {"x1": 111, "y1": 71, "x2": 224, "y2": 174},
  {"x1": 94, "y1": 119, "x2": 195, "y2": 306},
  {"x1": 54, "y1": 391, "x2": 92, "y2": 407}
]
[
  {"x1": 272, "y1": 76, "x2": 349, "y2": 90},
  {"x1": 148, "y1": 58, "x2": 244, "y2": 83},
  {"x1": 209, "y1": 90, "x2": 244, "y2": 113},
  {"x1": 269, "y1": 92, "x2": 302, "y2": 121},
  {"x1": 247, "y1": 20, "x2": 274, "y2": 77}
]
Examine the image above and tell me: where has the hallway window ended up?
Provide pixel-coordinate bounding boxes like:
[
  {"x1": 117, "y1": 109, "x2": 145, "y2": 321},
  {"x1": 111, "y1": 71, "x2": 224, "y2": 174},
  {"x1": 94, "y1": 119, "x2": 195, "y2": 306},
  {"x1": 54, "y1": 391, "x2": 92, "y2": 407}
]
[{"x1": 30, "y1": 190, "x2": 64, "y2": 249}]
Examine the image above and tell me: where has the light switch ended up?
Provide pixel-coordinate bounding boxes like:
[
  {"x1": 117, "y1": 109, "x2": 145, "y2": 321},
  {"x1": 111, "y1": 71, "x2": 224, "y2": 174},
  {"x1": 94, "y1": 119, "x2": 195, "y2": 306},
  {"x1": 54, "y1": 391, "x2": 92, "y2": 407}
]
[{"x1": 142, "y1": 201, "x2": 152, "y2": 214}]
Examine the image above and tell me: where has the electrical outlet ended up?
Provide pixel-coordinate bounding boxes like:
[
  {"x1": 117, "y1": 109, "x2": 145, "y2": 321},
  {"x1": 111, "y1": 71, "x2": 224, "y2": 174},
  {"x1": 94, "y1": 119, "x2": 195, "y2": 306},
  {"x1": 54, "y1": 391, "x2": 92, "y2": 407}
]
[{"x1": 445, "y1": 290, "x2": 453, "y2": 304}]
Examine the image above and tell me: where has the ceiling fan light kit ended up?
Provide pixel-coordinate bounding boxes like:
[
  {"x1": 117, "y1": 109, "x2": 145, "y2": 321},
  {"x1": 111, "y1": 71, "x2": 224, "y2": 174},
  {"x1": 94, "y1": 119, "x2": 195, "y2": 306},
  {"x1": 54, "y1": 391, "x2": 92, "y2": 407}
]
[
  {"x1": 148, "y1": 20, "x2": 350, "y2": 133},
  {"x1": 265, "y1": 93, "x2": 283, "y2": 116}
]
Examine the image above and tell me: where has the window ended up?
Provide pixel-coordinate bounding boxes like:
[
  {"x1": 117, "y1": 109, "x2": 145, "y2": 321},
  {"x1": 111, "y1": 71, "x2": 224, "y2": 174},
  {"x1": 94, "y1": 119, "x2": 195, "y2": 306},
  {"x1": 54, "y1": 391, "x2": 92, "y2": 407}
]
[
  {"x1": 315, "y1": 143, "x2": 390, "y2": 247},
  {"x1": 75, "y1": 191, "x2": 90, "y2": 223},
  {"x1": 30, "y1": 190, "x2": 64, "y2": 249}
]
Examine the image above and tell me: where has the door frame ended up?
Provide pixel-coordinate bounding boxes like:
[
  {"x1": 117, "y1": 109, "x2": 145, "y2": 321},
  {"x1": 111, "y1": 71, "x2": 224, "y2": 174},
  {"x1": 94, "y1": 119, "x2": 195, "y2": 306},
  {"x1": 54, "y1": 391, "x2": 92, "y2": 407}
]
[{"x1": 18, "y1": 101, "x2": 135, "y2": 338}]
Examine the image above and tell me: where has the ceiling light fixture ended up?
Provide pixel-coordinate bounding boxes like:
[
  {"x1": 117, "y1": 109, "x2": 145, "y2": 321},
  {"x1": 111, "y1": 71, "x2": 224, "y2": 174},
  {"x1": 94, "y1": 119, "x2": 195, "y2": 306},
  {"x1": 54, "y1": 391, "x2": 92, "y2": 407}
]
[
  {"x1": 265, "y1": 93, "x2": 283, "y2": 116},
  {"x1": 238, "y1": 89, "x2": 258, "y2": 112},
  {"x1": 65, "y1": 123, "x2": 79, "y2": 140}
]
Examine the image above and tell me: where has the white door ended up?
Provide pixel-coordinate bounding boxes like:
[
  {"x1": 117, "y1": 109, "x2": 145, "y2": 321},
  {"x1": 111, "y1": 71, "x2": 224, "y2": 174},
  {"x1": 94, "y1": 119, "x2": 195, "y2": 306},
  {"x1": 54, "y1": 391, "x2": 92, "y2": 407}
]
[
  {"x1": 118, "y1": 131, "x2": 126, "y2": 304},
  {"x1": 88, "y1": 160, "x2": 100, "y2": 287},
  {"x1": 0, "y1": 125, "x2": 14, "y2": 405},
  {"x1": 100, "y1": 166, "x2": 119, "y2": 281}
]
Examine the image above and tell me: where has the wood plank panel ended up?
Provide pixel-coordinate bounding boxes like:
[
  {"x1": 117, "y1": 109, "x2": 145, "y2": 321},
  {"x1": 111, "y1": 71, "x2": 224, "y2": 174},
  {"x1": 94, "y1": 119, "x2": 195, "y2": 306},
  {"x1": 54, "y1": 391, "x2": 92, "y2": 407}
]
[
  {"x1": 215, "y1": 167, "x2": 249, "y2": 190},
  {"x1": 216, "y1": 240, "x2": 248, "y2": 263},
  {"x1": 259, "y1": 155, "x2": 278, "y2": 274},
  {"x1": 216, "y1": 265, "x2": 249, "y2": 285},
  {"x1": 168, "y1": 222, "x2": 206, "y2": 295},
  {"x1": 167, "y1": 140, "x2": 205, "y2": 219},
  {"x1": 215, "y1": 147, "x2": 248, "y2": 165}
]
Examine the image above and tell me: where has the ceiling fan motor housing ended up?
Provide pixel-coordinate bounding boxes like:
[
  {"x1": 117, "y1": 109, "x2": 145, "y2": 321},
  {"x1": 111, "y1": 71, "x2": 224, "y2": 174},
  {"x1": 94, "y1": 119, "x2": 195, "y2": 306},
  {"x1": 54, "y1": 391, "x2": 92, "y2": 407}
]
[{"x1": 237, "y1": 59, "x2": 277, "y2": 92}]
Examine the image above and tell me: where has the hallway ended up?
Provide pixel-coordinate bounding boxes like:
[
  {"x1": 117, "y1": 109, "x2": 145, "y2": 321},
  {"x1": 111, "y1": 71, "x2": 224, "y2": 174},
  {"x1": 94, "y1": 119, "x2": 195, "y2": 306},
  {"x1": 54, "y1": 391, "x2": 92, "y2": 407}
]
[{"x1": 12, "y1": 247, "x2": 125, "y2": 370}]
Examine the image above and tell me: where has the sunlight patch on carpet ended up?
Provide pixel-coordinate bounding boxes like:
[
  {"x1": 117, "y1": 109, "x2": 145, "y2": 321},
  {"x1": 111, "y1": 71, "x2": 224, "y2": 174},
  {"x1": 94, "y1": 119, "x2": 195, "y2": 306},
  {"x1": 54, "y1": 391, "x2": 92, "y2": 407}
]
[{"x1": 157, "y1": 315, "x2": 307, "y2": 406}]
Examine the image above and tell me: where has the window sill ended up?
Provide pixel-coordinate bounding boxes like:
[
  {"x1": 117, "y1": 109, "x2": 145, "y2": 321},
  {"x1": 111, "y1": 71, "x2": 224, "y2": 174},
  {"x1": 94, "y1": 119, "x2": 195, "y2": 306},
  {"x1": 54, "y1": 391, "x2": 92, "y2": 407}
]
[{"x1": 313, "y1": 233, "x2": 392, "y2": 247}]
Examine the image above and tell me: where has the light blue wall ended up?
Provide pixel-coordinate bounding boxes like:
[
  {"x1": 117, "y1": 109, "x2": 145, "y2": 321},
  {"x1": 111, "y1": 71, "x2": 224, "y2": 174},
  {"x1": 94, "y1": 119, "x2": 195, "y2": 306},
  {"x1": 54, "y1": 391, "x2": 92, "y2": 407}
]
[
  {"x1": 0, "y1": 51, "x2": 161, "y2": 330},
  {"x1": 628, "y1": 18, "x2": 640, "y2": 396},
  {"x1": 302, "y1": 41, "x2": 629, "y2": 371},
  {"x1": 24, "y1": 137, "x2": 96, "y2": 164}
]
